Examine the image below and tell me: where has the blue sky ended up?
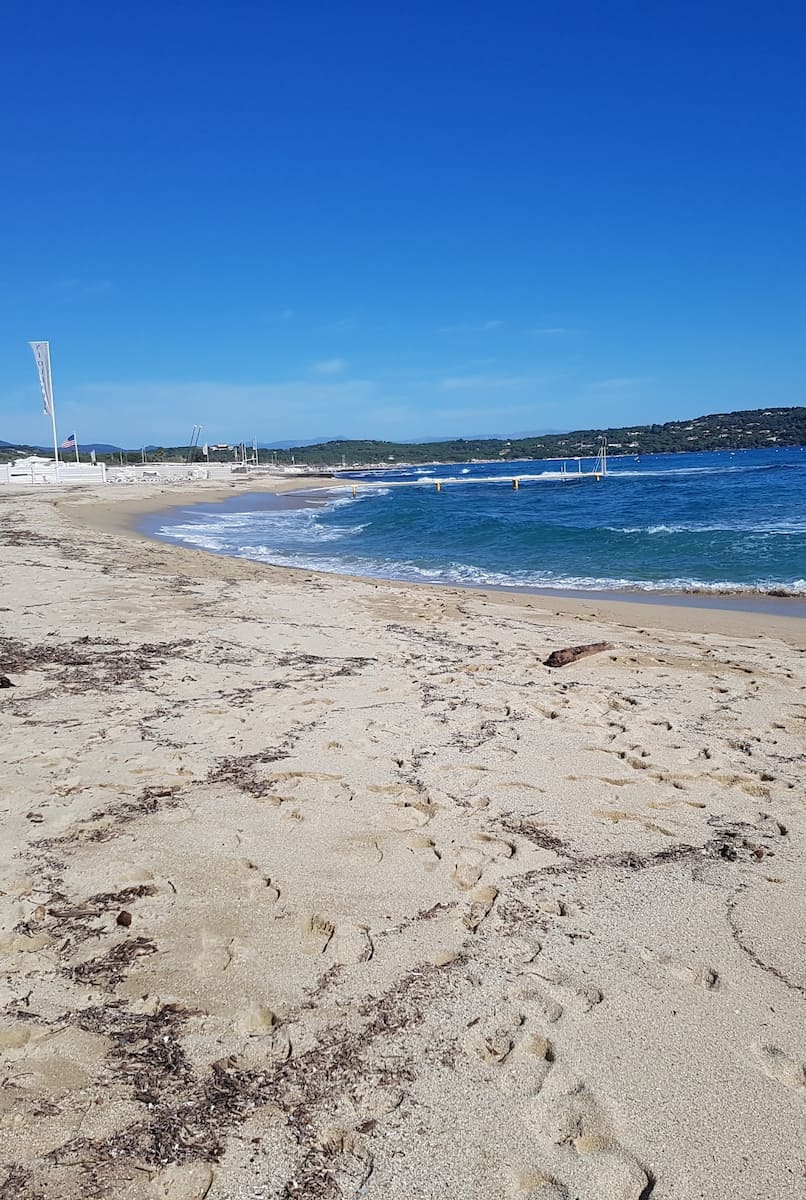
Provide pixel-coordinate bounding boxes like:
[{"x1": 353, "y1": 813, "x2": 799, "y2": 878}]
[{"x1": 1, "y1": 1, "x2": 805, "y2": 446}]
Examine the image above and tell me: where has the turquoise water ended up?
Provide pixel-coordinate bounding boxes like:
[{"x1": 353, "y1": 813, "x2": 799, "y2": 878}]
[{"x1": 147, "y1": 448, "x2": 806, "y2": 596}]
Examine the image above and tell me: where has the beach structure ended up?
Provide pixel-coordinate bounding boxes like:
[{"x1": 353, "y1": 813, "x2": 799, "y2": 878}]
[
  {"x1": 1, "y1": 455, "x2": 108, "y2": 485},
  {"x1": 8, "y1": 341, "x2": 103, "y2": 485}
]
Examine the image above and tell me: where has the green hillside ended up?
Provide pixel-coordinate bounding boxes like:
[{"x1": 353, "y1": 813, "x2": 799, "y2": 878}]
[{"x1": 270, "y1": 405, "x2": 806, "y2": 466}]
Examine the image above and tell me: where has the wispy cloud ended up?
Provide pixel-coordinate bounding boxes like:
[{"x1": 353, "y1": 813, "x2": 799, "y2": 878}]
[
  {"x1": 589, "y1": 376, "x2": 649, "y2": 391},
  {"x1": 415, "y1": 402, "x2": 536, "y2": 431},
  {"x1": 1, "y1": 377, "x2": 380, "y2": 444},
  {"x1": 310, "y1": 358, "x2": 347, "y2": 375},
  {"x1": 0, "y1": 372, "x2": 587, "y2": 447},
  {"x1": 436, "y1": 319, "x2": 505, "y2": 334},
  {"x1": 527, "y1": 326, "x2": 581, "y2": 336},
  {"x1": 440, "y1": 374, "x2": 531, "y2": 391}
]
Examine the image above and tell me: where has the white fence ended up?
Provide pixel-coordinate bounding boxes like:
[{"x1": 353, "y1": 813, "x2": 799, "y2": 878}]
[
  {"x1": 105, "y1": 463, "x2": 219, "y2": 484},
  {"x1": 0, "y1": 460, "x2": 320, "y2": 487},
  {"x1": 0, "y1": 462, "x2": 108, "y2": 486},
  {"x1": 103, "y1": 464, "x2": 310, "y2": 485}
]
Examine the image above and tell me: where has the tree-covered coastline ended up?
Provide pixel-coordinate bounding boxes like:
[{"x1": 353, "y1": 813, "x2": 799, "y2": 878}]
[{"x1": 2, "y1": 405, "x2": 804, "y2": 466}]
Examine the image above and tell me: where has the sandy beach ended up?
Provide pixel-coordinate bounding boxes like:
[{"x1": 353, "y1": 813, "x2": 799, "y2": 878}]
[{"x1": 1, "y1": 480, "x2": 804, "y2": 1200}]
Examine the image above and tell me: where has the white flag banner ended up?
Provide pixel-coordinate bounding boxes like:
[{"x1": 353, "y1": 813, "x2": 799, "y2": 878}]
[
  {"x1": 29, "y1": 341, "x2": 54, "y2": 416},
  {"x1": 202, "y1": 443, "x2": 208, "y2": 456}
]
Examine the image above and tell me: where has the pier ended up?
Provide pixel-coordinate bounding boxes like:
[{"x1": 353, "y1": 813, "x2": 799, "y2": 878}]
[{"x1": 346, "y1": 441, "x2": 609, "y2": 494}]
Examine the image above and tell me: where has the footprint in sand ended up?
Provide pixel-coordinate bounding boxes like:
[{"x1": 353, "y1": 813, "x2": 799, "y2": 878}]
[
  {"x1": 451, "y1": 846, "x2": 486, "y2": 891},
  {"x1": 471, "y1": 831, "x2": 516, "y2": 860},
  {"x1": 346, "y1": 837, "x2": 384, "y2": 866},
  {"x1": 350, "y1": 1076, "x2": 404, "y2": 1120},
  {"x1": 389, "y1": 802, "x2": 433, "y2": 831},
  {"x1": 505, "y1": 936, "x2": 543, "y2": 966},
  {"x1": 234, "y1": 1004, "x2": 292, "y2": 1062},
  {"x1": 450, "y1": 832, "x2": 516, "y2": 891},
  {"x1": 409, "y1": 835, "x2": 442, "y2": 870},
  {"x1": 192, "y1": 929, "x2": 236, "y2": 974},
  {"x1": 0, "y1": 1026, "x2": 108, "y2": 1098},
  {"x1": 639, "y1": 947, "x2": 721, "y2": 993},
  {"x1": 499, "y1": 1031, "x2": 555, "y2": 1099},
  {"x1": 313, "y1": 1128, "x2": 374, "y2": 1194},
  {"x1": 231, "y1": 858, "x2": 280, "y2": 901},
  {"x1": 509, "y1": 982, "x2": 564, "y2": 1025},
  {"x1": 301, "y1": 915, "x2": 373, "y2": 963},
  {"x1": 460, "y1": 885, "x2": 498, "y2": 931},
  {"x1": 670, "y1": 959, "x2": 720, "y2": 991},
  {"x1": 330, "y1": 922, "x2": 374, "y2": 964},
  {"x1": 234, "y1": 1002, "x2": 278, "y2": 1033},
  {"x1": 521, "y1": 966, "x2": 604, "y2": 1014},
  {"x1": 301, "y1": 914, "x2": 335, "y2": 955},
  {"x1": 510, "y1": 1166, "x2": 569, "y2": 1199},
  {"x1": 593, "y1": 809, "x2": 675, "y2": 837},
  {"x1": 464, "y1": 1008, "x2": 525, "y2": 1064},
  {"x1": 752, "y1": 1043, "x2": 806, "y2": 1090},
  {"x1": 526, "y1": 1072, "x2": 652, "y2": 1200}
]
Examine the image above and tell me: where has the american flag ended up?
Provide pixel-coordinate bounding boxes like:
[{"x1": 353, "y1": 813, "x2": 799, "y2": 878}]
[{"x1": 62, "y1": 432, "x2": 76, "y2": 449}]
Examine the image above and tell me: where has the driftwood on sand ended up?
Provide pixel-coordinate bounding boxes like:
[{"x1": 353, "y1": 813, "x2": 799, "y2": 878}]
[{"x1": 543, "y1": 641, "x2": 614, "y2": 668}]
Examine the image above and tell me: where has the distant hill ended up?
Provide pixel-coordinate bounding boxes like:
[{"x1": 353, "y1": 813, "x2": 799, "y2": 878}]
[
  {"x1": 3, "y1": 406, "x2": 805, "y2": 466},
  {"x1": 266, "y1": 406, "x2": 806, "y2": 466},
  {"x1": 0, "y1": 441, "x2": 45, "y2": 459},
  {"x1": 0, "y1": 440, "x2": 122, "y2": 461}
]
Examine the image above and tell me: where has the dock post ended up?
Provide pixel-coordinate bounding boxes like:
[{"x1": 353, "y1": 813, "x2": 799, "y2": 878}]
[
  {"x1": 512, "y1": 478, "x2": 519, "y2": 490},
  {"x1": 436, "y1": 481, "x2": 442, "y2": 492},
  {"x1": 352, "y1": 484, "x2": 357, "y2": 497}
]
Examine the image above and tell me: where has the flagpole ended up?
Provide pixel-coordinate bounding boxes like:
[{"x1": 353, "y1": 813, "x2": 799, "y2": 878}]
[
  {"x1": 46, "y1": 346, "x2": 61, "y2": 482},
  {"x1": 74, "y1": 433, "x2": 80, "y2": 464}
]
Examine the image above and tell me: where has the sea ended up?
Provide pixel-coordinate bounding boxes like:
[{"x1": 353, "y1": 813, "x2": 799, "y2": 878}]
[{"x1": 145, "y1": 447, "x2": 806, "y2": 603}]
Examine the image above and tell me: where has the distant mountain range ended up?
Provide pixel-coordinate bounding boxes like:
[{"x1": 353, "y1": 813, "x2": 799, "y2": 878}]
[{"x1": 0, "y1": 439, "x2": 123, "y2": 454}]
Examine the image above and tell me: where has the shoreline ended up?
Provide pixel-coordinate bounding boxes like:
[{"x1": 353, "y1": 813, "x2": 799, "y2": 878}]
[
  {"x1": 60, "y1": 479, "x2": 806, "y2": 645},
  {"x1": 141, "y1": 484, "x2": 806, "y2": 616}
]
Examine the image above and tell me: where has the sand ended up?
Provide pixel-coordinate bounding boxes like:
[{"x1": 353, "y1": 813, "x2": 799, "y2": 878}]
[{"x1": 0, "y1": 479, "x2": 804, "y2": 1200}]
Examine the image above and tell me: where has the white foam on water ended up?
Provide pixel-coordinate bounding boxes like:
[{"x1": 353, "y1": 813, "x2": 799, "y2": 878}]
[
  {"x1": 158, "y1": 502, "x2": 368, "y2": 549},
  {"x1": 154, "y1": 520, "x2": 806, "y2": 595},
  {"x1": 607, "y1": 462, "x2": 784, "y2": 479},
  {"x1": 152, "y1": 463, "x2": 806, "y2": 597},
  {"x1": 606, "y1": 520, "x2": 806, "y2": 535},
  {"x1": 419, "y1": 470, "x2": 570, "y2": 484}
]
